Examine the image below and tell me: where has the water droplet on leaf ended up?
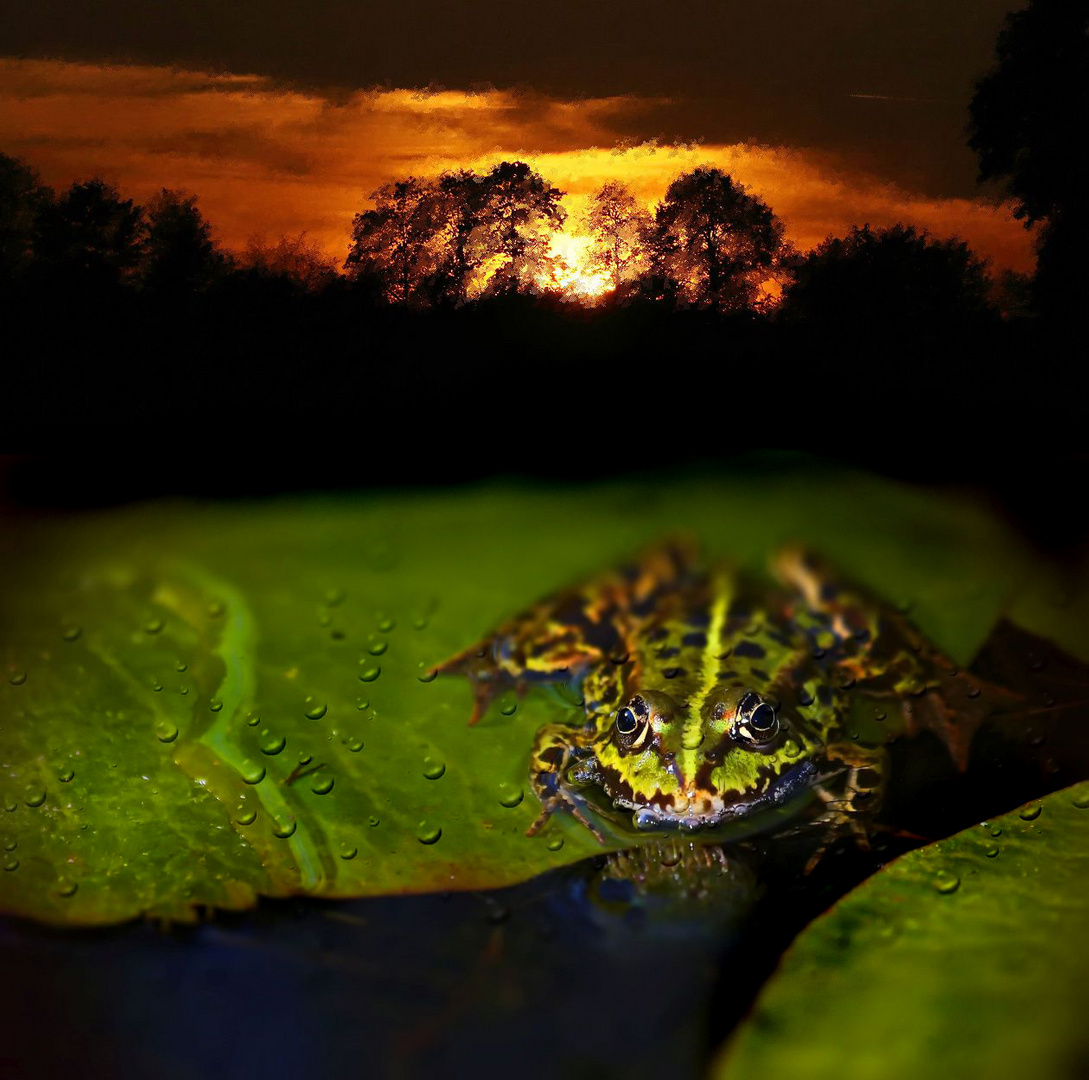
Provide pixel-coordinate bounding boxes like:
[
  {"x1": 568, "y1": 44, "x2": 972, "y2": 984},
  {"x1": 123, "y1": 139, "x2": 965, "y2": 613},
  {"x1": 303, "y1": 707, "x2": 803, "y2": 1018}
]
[
  {"x1": 423, "y1": 757, "x2": 445, "y2": 780},
  {"x1": 260, "y1": 733, "x2": 286, "y2": 756},
  {"x1": 241, "y1": 762, "x2": 266, "y2": 785},
  {"x1": 8, "y1": 671, "x2": 27, "y2": 686},
  {"x1": 62, "y1": 626, "x2": 82, "y2": 642},
  {"x1": 1020, "y1": 804, "x2": 1042, "y2": 821},
  {"x1": 304, "y1": 699, "x2": 327, "y2": 720},
  {"x1": 145, "y1": 618, "x2": 164, "y2": 634},
  {"x1": 235, "y1": 807, "x2": 257, "y2": 825},
  {"x1": 358, "y1": 665, "x2": 381, "y2": 683},
  {"x1": 498, "y1": 783, "x2": 524, "y2": 808},
  {"x1": 547, "y1": 836, "x2": 564, "y2": 852},
  {"x1": 417, "y1": 664, "x2": 438, "y2": 683},
  {"x1": 311, "y1": 774, "x2": 334, "y2": 795},
  {"x1": 209, "y1": 698, "x2": 223, "y2": 713},
  {"x1": 934, "y1": 871, "x2": 960, "y2": 894},
  {"x1": 57, "y1": 766, "x2": 75, "y2": 783},
  {"x1": 340, "y1": 845, "x2": 358, "y2": 860},
  {"x1": 416, "y1": 821, "x2": 442, "y2": 845},
  {"x1": 272, "y1": 818, "x2": 296, "y2": 839},
  {"x1": 155, "y1": 720, "x2": 179, "y2": 743},
  {"x1": 24, "y1": 787, "x2": 46, "y2": 808}
]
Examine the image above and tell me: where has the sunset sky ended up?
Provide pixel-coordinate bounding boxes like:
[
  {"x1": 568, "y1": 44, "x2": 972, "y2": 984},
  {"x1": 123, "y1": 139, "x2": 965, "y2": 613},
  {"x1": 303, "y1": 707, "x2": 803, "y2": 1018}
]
[{"x1": 0, "y1": 1, "x2": 1035, "y2": 275}]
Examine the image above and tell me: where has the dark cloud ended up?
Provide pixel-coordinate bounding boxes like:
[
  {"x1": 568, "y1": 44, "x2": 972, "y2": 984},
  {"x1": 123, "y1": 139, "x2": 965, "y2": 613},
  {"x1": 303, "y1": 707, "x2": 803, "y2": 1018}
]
[{"x1": 0, "y1": 0, "x2": 1018, "y2": 196}]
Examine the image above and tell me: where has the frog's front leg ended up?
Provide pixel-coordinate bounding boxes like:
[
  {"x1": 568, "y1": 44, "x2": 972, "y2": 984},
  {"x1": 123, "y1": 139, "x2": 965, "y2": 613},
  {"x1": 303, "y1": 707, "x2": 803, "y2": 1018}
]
[
  {"x1": 804, "y1": 742, "x2": 886, "y2": 874},
  {"x1": 525, "y1": 724, "x2": 608, "y2": 843}
]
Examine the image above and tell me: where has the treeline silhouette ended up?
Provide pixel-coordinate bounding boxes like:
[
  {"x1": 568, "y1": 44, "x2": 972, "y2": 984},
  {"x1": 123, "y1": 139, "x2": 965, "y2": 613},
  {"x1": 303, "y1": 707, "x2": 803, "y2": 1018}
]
[{"x1": 2, "y1": 0, "x2": 1084, "y2": 454}]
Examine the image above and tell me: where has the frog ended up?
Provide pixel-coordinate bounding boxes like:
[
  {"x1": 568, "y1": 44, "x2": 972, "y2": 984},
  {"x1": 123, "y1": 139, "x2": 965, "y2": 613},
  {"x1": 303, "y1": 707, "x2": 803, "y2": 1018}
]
[{"x1": 435, "y1": 539, "x2": 988, "y2": 860}]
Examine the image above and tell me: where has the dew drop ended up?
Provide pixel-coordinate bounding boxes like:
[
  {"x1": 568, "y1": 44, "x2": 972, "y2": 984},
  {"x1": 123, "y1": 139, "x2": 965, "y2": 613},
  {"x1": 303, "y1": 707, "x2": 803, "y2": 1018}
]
[
  {"x1": 8, "y1": 671, "x2": 27, "y2": 686},
  {"x1": 966, "y1": 685, "x2": 981, "y2": 699},
  {"x1": 145, "y1": 617, "x2": 164, "y2": 634},
  {"x1": 990, "y1": 825, "x2": 1002, "y2": 837},
  {"x1": 304, "y1": 699, "x2": 328, "y2": 720},
  {"x1": 345, "y1": 737, "x2": 364, "y2": 753},
  {"x1": 498, "y1": 783, "x2": 524, "y2": 808},
  {"x1": 24, "y1": 787, "x2": 46, "y2": 808},
  {"x1": 2, "y1": 839, "x2": 15, "y2": 851},
  {"x1": 241, "y1": 762, "x2": 266, "y2": 785},
  {"x1": 546, "y1": 836, "x2": 564, "y2": 852},
  {"x1": 325, "y1": 588, "x2": 346, "y2": 606},
  {"x1": 57, "y1": 880, "x2": 78, "y2": 897},
  {"x1": 175, "y1": 660, "x2": 188, "y2": 672},
  {"x1": 272, "y1": 818, "x2": 297, "y2": 839},
  {"x1": 311, "y1": 774, "x2": 335, "y2": 795},
  {"x1": 412, "y1": 614, "x2": 429, "y2": 630},
  {"x1": 235, "y1": 807, "x2": 257, "y2": 826},
  {"x1": 155, "y1": 720, "x2": 179, "y2": 743},
  {"x1": 376, "y1": 614, "x2": 395, "y2": 633},
  {"x1": 367, "y1": 635, "x2": 388, "y2": 656},
  {"x1": 2, "y1": 799, "x2": 16, "y2": 813},
  {"x1": 57, "y1": 766, "x2": 75, "y2": 783},
  {"x1": 416, "y1": 821, "x2": 442, "y2": 845},
  {"x1": 339, "y1": 845, "x2": 358, "y2": 860},
  {"x1": 2, "y1": 856, "x2": 18, "y2": 871},
  {"x1": 260, "y1": 733, "x2": 286, "y2": 756},
  {"x1": 416, "y1": 664, "x2": 438, "y2": 683},
  {"x1": 246, "y1": 713, "x2": 261, "y2": 727},
  {"x1": 874, "y1": 710, "x2": 887, "y2": 722},
  {"x1": 356, "y1": 698, "x2": 370, "y2": 711},
  {"x1": 298, "y1": 753, "x2": 312, "y2": 765},
  {"x1": 358, "y1": 665, "x2": 381, "y2": 683},
  {"x1": 933, "y1": 871, "x2": 960, "y2": 895},
  {"x1": 499, "y1": 695, "x2": 518, "y2": 717},
  {"x1": 209, "y1": 698, "x2": 223, "y2": 713},
  {"x1": 423, "y1": 757, "x2": 446, "y2": 780},
  {"x1": 984, "y1": 844, "x2": 999, "y2": 858},
  {"x1": 1019, "y1": 804, "x2": 1042, "y2": 821},
  {"x1": 368, "y1": 815, "x2": 380, "y2": 828},
  {"x1": 150, "y1": 680, "x2": 163, "y2": 692},
  {"x1": 62, "y1": 625, "x2": 83, "y2": 642},
  {"x1": 1072, "y1": 791, "x2": 1089, "y2": 810}
]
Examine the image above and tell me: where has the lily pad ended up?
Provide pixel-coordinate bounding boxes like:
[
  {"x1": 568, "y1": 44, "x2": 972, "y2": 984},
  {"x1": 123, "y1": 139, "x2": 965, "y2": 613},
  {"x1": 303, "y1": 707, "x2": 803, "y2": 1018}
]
[
  {"x1": 0, "y1": 467, "x2": 1082, "y2": 924},
  {"x1": 714, "y1": 780, "x2": 1089, "y2": 1080}
]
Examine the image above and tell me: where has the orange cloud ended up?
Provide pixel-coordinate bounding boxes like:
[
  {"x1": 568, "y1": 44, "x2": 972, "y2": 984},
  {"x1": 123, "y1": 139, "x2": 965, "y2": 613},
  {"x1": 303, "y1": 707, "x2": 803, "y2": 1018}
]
[{"x1": 0, "y1": 58, "x2": 1035, "y2": 274}]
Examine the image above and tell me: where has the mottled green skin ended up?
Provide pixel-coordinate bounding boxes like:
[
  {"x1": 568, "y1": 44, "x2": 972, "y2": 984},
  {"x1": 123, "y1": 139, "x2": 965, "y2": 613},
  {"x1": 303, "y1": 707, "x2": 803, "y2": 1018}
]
[{"x1": 438, "y1": 541, "x2": 973, "y2": 840}]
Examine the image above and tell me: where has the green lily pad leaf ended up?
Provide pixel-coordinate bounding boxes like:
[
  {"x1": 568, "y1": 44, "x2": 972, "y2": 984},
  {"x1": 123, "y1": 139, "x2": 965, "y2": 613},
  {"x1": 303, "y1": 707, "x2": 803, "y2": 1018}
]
[
  {"x1": 714, "y1": 780, "x2": 1089, "y2": 1080},
  {"x1": 0, "y1": 468, "x2": 1082, "y2": 924}
]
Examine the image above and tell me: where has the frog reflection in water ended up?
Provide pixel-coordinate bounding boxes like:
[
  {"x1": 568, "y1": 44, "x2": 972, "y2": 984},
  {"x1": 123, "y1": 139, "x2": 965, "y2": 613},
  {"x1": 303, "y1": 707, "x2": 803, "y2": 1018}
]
[{"x1": 436, "y1": 541, "x2": 985, "y2": 861}]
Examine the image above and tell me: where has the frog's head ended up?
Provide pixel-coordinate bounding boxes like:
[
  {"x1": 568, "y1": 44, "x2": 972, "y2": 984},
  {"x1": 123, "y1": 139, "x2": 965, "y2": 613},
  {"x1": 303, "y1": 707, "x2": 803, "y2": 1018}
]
[{"x1": 591, "y1": 685, "x2": 817, "y2": 830}]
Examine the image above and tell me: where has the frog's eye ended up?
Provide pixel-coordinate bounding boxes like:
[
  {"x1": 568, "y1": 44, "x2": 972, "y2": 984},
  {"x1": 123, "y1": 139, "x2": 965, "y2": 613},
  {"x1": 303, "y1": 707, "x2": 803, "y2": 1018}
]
[
  {"x1": 615, "y1": 707, "x2": 639, "y2": 735},
  {"x1": 732, "y1": 694, "x2": 780, "y2": 746}
]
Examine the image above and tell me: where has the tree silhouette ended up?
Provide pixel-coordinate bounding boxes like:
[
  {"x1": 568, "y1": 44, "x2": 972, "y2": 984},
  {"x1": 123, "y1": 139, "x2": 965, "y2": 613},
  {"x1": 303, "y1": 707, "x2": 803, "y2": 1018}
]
[
  {"x1": 651, "y1": 168, "x2": 787, "y2": 312},
  {"x1": 142, "y1": 188, "x2": 227, "y2": 295},
  {"x1": 781, "y1": 223, "x2": 995, "y2": 332},
  {"x1": 581, "y1": 181, "x2": 652, "y2": 291},
  {"x1": 33, "y1": 178, "x2": 145, "y2": 290},
  {"x1": 473, "y1": 162, "x2": 565, "y2": 297},
  {"x1": 968, "y1": 1, "x2": 1089, "y2": 323},
  {"x1": 345, "y1": 177, "x2": 440, "y2": 305},
  {"x1": 0, "y1": 152, "x2": 52, "y2": 284},
  {"x1": 245, "y1": 232, "x2": 339, "y2": 293}
]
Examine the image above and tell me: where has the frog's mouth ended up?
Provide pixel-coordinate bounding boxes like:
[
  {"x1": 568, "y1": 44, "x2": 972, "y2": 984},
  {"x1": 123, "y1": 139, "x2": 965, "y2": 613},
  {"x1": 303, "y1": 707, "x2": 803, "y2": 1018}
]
[{"x1": 618, "y1": 760, "x2": 819, "y2": 832}]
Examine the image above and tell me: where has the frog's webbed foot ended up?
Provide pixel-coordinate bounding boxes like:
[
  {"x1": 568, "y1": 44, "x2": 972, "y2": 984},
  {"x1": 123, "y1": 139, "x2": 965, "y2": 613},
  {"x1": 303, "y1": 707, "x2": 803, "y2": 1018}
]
[{"x1": 803, "y1": 743, "x2": 886, "y2": 874}]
